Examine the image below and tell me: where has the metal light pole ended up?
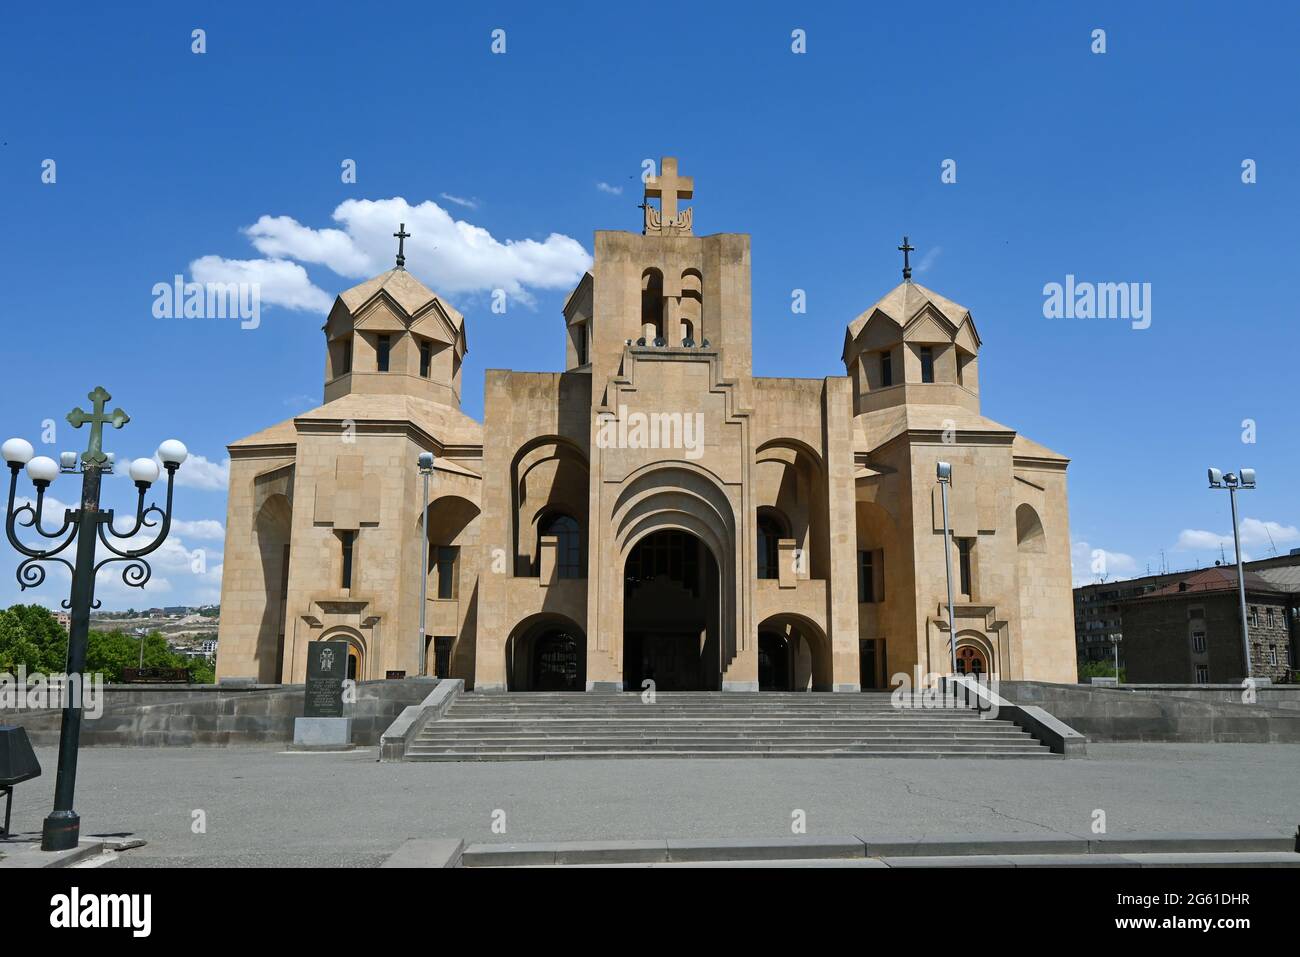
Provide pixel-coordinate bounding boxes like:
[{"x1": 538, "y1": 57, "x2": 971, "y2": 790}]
[
  {"x1": 3, "y1": 387, "x2": 187, "y2": 851},
  {"x1": 937, "y1": 461, "x2": 958, "y2": 676},
  {"x1": 1208, "y1": 468, "x2": 1256, "y2": 680},
  {"x1": 417, "y1": 451, "x2": 435, "y2": 677}
]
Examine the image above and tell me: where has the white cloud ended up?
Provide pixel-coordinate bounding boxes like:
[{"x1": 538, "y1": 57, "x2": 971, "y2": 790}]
[
  {"x1": 916, "y1": 246, "x2": 942, "y2": 275},
  {"x1": 1174, "y1": 518, "x2": 1299, "y2": 560},
  {"x1": 438, "y1": 192, "x2": 480, "y2": 210},
  {"x1": 199, "y1": 197, "x2": 591, "y2": 309},
  {"x1": 190, "y1": 256, "x2": 333, "y2": 312},
  {"x1": 1070, "y1": 539, "x2": 1139, "y2": 586},
  {"x1": 169, "y1": 454, "x2": 229, "y2": 492},
  {"x1": 171, "y1": 519, "x2": 225, "y2": 541},
  {"x1": 596, "y1": 181, "x2": 624, "y2": 195},
  {"x1": 244, "y1": 216, "x2": 370, "y2": 277}
]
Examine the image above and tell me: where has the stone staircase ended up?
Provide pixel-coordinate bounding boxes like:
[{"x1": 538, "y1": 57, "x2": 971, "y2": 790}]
[{"x1": 404, "y1": 691, "x2": 1057, "y2": 761}]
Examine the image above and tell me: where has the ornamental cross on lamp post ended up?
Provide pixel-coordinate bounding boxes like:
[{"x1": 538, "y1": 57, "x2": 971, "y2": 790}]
[
  {"x1": 898, "y1": 236, "x2": 915, "y2": 282},
  {"x1": 66, "y1": 386, "x2": 129, "y2": 466},
  {"x1": 393, "y1": 223, "x2": 411, "y2": 270}
]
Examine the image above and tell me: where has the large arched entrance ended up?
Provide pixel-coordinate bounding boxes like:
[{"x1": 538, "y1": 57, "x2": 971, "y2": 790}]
[{"x1": 623, "y1": 530, "x2": 721, "y2": 691}]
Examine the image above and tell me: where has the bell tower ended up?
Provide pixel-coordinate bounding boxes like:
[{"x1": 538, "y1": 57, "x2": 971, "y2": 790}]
[{"x1": 578, "y1": 157, "x2": 753, "y2": 403}]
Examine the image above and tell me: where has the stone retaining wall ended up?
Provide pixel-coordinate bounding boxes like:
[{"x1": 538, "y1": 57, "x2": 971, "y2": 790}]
[
  {"x1": 1, "y1": 677, "x2": 438, "y2": 748},
  {"x1": 1002, "y1": 681, "x2": 1300, "y2": 743}
]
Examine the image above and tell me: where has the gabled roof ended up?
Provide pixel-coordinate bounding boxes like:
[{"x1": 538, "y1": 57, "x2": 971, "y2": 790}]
[
  {"x1": 1256, "y1": 565, "x2": 1300, "y2": 593},
  {"x1": 338, "y1": 268, "x2": 465, "y2": 332},
  {"x1": 853, "y1": 403, "x2": 1068, "y2": 463},
  {"x1": 228, "y1": 416, "x2": 299, "y2": 450},
  {"x1": 1142, "y1": 566, "x2": 1283, "y2": 598},
  {"x1": 229, "y1": 392, "x2": 483, "y2": 451},
  {"x1": 843, "y1": 280, "x2": 981, "y2": 361}
]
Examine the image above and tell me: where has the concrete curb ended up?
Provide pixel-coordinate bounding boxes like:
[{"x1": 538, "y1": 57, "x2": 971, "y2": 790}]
[
  {"x1": 380, "y1": 839, "x2": 464, "y2": 868},
  {"x1": 0, "y1": 840, "x2": 107, "y2": 869},
  {"x1": 457, "y1": 830, "x2": 1298, "y2": 867}
]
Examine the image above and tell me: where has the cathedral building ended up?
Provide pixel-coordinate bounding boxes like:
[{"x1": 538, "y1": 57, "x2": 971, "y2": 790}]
[{"x1": 215, "y1": 158, "x2": 1078, "y2": 692}]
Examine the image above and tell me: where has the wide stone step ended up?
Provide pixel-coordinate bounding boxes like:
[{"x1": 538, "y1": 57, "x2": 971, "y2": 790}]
[
  {"x1": 421, "y1": 738, "x2": 1029, "y2": 743},
  {"x1": 432, "y1": 720, "x2": 1001, "y2": 731},
  {"x1": 421, "y1": 724, "x2": 1032, "y2": 736},
  {"x1": 446, "y1": 708, "x2": 948, "y2": 715},
  {"x1": 413, "y1": 739, "x2": 1046, "y2": 751},
  {"x1": 404, "y1": 749, "x2": 1059, "y2": 761},
  {"x1": 403, "y1": 691, "x2": 1051, "y2": 761}
]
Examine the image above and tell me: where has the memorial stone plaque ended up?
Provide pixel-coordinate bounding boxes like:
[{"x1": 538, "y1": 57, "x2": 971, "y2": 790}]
[{"x1": 304, "y1": 641, "x2": 348, "y2": 718}]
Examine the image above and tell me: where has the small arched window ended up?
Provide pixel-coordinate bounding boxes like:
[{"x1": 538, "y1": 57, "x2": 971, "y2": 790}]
[{"x1": 641, "y1": 269, "x2": 664, "y2": 343}]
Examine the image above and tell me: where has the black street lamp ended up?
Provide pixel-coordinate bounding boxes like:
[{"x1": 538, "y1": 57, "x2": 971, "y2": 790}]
[{"x1": 3, "y1": 386, "x2": 187, "y2": 851}]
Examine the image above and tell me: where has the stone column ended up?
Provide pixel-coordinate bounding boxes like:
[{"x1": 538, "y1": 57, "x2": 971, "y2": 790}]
[{"x1": 824, "y1": 377, "x2": 862, "y2": 691}]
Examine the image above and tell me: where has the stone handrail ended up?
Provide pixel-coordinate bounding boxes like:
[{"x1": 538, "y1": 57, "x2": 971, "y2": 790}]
[{"x1": 380, "y1": 679, "x2": 463, "y2": 761}]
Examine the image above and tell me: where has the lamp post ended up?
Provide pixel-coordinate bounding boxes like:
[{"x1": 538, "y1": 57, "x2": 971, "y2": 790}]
[
  {"x1": 1208, "y1": 467, "x2": 1256, "y2": 680},
  {"x1": 3, "y1": 386, "x2": 186, "y2": 851},
  {"x1": 417, "y1": 451, "x2": 435, "y2": 677},
  {"x1": 936, "y1": 461, "x2": 958, "y2": 676}
]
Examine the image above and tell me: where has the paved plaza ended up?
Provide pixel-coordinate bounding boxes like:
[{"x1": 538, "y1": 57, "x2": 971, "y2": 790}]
[{"x1": 3, "y1": 743, "x2": 1297, "y2": 867}]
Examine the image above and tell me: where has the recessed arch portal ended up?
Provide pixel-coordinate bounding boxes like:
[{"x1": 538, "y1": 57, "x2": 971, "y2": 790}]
[
  {"x1": 505, "y1": 614, "x2": 587, "y2": 691},
  {"x1": 757, "y1": 612, "x2": 832, "y2": 691},
  {"x1": 623, "y1": 528, "x2": 721, "y2": 691},
  {"x1": 610, "y1": 462, "x2": 742, "y2": 681},
  {"x1": 955, "y1": 631, "x2": 996, "y2": 677},
  {"x1": 320, "y1": 626, "x2": 367, "y2": 683}
]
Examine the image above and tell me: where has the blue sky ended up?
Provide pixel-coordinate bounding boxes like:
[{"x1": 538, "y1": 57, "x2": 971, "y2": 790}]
[{"x1": 2, "y1": 1, "x2": 1297, "y2": 609}]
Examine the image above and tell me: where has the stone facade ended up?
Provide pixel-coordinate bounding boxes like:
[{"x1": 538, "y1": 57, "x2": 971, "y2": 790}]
[{"x1": 216, "y1": 158, "x2": 1078, "y2": 691}]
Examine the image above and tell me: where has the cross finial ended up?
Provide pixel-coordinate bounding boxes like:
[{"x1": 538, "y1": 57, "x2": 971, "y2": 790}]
[
  {"x1": 898, "y1": 236, "x2": 915, "y2": 281},
  {"x1": 393, "y1": 223, "x2": 411, "y2": 270},
  {"x1": 67, "y1": 386, "x2": 129, "y2": 466},
  {"x1": 644, "y1": 157, "x2": 694, "y2": 234}
]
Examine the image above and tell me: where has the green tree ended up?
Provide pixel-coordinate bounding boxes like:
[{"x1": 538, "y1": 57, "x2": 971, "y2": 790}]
[
  {"x1": 1078, "y1": 659, "x2": 1125, "y2": 682},
  {"x1": 0, "y1": 605, "x2": 213, "y2": 684},
  {"x1": 0, "y1": 604, "x2": 68, "y2": 673}
]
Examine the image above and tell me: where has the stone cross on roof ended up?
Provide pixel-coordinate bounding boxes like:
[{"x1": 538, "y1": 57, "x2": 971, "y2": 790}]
[
  {"x1": 644, "y1": 157, "x2": 694, "y2": 235},
  {"x1": 393, "y1": 223, "x2": 411, "y2": 270},
  {"x1": 897, "y1": 235, "x2": 915, "y2": 282}
]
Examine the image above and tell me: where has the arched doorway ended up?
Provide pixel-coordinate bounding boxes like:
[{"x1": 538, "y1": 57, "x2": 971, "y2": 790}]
[
  {"x1": 757, "y1": 614, "x2": 832, "y2": 691},
  {"x1": 623, "y1": 530, "x2": 721, "y2": 691},
  {"x1": 758, "y1": 631, "x2": 791, "y2": 691},
  {"x1": 321, "y1": 630, "x2": 366, "y2": 683},
  {"x1": 505, "y1": 616, "x2": 587, "y2": 691},
  {"x1": 956, "y1": 644, "x2": 988, "y2": 676},
  {"x1": 532, "y1": 630, "x2": 583, "y2": 690}
]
